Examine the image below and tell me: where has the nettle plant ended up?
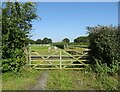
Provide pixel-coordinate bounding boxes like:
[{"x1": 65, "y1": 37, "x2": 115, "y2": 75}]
[{"x1": 2, "y1": 2, "x2": 38, "y2": 73}]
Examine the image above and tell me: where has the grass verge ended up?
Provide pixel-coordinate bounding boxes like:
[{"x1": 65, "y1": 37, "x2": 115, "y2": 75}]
[
  {"x1": 47, "y1": 70, "x2": 119, "y2": 90},
  {"x1": 2, "y1": 68, "x2": 43, "y2": 90}
]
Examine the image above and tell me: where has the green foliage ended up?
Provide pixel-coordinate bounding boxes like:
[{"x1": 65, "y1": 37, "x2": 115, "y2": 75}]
[
  {"x1": 74, "y1": 36, "x2": 89, "y2": 45},
  {"x1": 2, "y1": 2, "x2": 37, "y2": 72},
  {"x1": 96, "y1": 72, "x2": 118, "y2": 90},
  {"x1": 87, "y1": 25, "x2": 120, "y2": 75},
  {"x1": 84, "y1": 66, "x2": 119, "y2": 90},
  {"x1": 35, "y1": 39, "x2": 42, "y2": 44},
  {"x1": 47, "y1": 70, "x2": 118, "y2": 90},
  {"x1": 2, "y1": 48, "x2": 26, "y2": 72},
  {"x1": 117, "y1": 27, "x2": 120, "y2": 59},
  {"x1": 53, "y1": 42, "x2": 66, "y2": 49},
  {"x1": 93, "y1": 58, "x2": 111, "y2": 76},
  {"x1": 0, "y1": 9, "x2": 2, "y2": 61},
  {"x1": 28, "y1": 38, "x2": 35, "y2": 44},
  {"x1": 62, "y1": 38, "x2": 70, "y2": 43},
  {"x1": 35, "y1": 37, "x2": 52, "y2": 44},
  {"x1": 42, "y1": 37, "x2": 52, "y2": 44}
]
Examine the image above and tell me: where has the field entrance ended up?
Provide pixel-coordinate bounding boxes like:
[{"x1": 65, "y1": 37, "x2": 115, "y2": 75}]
[{"x1": 29, "y1": 44, "x2": 89, "y2": 70}]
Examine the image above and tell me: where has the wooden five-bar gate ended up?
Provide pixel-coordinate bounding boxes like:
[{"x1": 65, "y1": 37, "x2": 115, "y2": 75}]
[{"x1": 29, "y1": 46, "x2": 89, "y2": 70}]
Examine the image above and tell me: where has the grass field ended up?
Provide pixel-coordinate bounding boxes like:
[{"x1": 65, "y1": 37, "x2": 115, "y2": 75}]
[
  {"x1": 31, "y1": 45, "x2": 56, "y2": 55},
  {"x1": 30, "y1": 45, "x2": 86, "y2": 55}
]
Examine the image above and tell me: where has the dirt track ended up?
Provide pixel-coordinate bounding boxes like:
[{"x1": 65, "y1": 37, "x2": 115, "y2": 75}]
[{"x1": 28, "y1": 71, "x2": 48, "y2": 90}]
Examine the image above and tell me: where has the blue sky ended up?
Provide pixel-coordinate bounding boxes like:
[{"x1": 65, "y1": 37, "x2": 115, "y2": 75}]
[{"x1": 31, "y1": 2, "x2": 118, "y2": 42}]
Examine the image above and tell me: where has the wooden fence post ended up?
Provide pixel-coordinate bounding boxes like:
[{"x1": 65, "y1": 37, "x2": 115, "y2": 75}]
[
  {"x1": 26, "y1": 47, "x2": 28, "y2": 66},
  {"x1": 29, "y1": 46, "x2": 31, "y2": 66},
  {"x1": 60, "y1": 50, "x2": 62, "y2": 69}
]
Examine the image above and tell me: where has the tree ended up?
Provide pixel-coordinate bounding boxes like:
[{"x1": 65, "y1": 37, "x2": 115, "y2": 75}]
[
  {"x1": 42, "y1": 37, "x2": 52, "y2": 44},
  {"x1": 62, "y1": 38, "x2": 70, "y2": 43},
  {"x1": 36, "y1": 39, "x2": 42, "y2": 44},
  {"x1": 28, "y1": 39, "x2": 35, "y2": 44},
  {"x1": 74, "y1": 36, "x2": 89, "y2": 44},
  {"x1": 2, "y1": 2, "x2": 38, "y2": 72}
]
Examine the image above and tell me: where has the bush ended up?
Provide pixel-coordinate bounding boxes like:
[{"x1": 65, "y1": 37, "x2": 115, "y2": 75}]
[
  {"x1": 2, "y1": 49, "x2": 26, "y2": 73},
  {"x1": 87, "y1": 25, "x2": 119, "y2": 75},
  {"x1": 2, "y1": 2, "x2": 37, "y2": 73},
  {"x1": 53, "y1": 42, "x2": 66, "y2": 49}
]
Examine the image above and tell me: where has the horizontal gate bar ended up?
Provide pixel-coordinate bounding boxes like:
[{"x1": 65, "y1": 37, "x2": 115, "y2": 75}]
[
  {"x1": 31, "y1": 55, "x2": 86, "y2": 56},
  {"x1": 34, "y1": 68, "x2": 85, "y2": 70},
  {"x1": 31, "y1": 59, "x2": 87, "y2": 61},
  {"x1": 61, "y1": 68, "x2": 84, "y2": 70},
  {"x1": 34, "y1": 68, "x2": 60, "y2": 69},
  {"x1": 30, "y1": 64, "x2": 88, "y2": 66}
]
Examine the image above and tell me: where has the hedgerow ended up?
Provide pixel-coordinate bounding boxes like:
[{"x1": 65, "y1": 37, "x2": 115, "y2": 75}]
[
  {"x1": 2, "y1": 2, "x2": 37, "y2": 73},
  {"x1": 87, "y1": 25, "x2": 120, "y2": 75}
]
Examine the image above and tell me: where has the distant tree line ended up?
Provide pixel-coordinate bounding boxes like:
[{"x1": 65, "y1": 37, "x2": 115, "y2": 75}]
[
  {"x1": 62, "y1": 38, "x2": 70, "y2": 43},
  {"x1": 29, "y1": 36, "x2": 89, "y2": 49},
  {"x1": 29, "y1": 37, "x2": 52, "y2": 44},
  {"x1": 74, "y1": 36, "x2": 89, "y2": 45},
  {"x1": 29, "y1": 36, "x2": 89, "y2": 45}
]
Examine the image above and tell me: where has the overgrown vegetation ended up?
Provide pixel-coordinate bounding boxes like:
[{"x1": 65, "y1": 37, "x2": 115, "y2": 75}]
[
  {"x1": 2, "y1": 2, "x2": 37, "y2": 73},
  {"x1": 0, "y1": 7, "x2": 1, "y2": 91},
  {"x1": 47, "y1": 70, "x2": 118, "y2": 90},
  {"x1": 86, "y1": 25, "x2": 120, "y2": 90}
]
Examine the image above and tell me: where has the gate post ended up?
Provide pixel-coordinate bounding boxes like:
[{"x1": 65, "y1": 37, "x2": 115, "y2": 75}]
[
  {"x1": 60, "y1": 50, "x2": 62, "y2": 69},
  {"x1": 24, "y1": 46, "x2": 29, "y2": 66},
  {"x1": 29, "y1": 46, "x2": 31, "y2": 66}
]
